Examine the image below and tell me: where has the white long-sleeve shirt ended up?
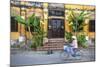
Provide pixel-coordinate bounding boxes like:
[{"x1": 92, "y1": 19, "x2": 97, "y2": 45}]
[{"x1": 71, "y1": 39, "x2": 78, "y2": 48}]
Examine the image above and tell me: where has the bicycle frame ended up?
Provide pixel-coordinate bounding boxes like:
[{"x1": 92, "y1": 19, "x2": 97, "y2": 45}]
[{"x1": 64, "y1": 46, "x2": 75, "y2": 56}]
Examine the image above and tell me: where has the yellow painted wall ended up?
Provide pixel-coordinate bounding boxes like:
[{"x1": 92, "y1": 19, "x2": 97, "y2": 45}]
[
  {"x1": 89, "y1": 32, "x2": 95, "y2": 38},
  {"x1": 65, "y1": 4, "x2": 95, "y2": 10},
  {"x1": 10, "y1": 32, "x2": 19, "y2": 40},
  {"x1": 65, "y1": 20, "x2": 71, "y2": 32}
]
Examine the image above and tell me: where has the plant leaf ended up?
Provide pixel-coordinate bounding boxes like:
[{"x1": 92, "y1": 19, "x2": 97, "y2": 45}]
[{"x1": 15, "y1": 16, "x2": 26, "y2": 25}]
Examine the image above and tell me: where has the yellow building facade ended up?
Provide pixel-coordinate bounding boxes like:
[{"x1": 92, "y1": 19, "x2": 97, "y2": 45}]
[{"x1": 11, "y1": 2, "x2": 95, "y2": 40}]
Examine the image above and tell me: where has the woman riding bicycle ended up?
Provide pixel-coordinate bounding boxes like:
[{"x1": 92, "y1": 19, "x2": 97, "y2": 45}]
[{"x1": 64, "y1": 36, "x2": 78, "y2": 57}]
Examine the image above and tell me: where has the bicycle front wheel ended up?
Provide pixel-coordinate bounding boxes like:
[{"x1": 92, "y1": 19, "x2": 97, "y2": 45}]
[
  {"x1": 75, "y1": 50, "x2": 84, "y2": 59},
  {"x1": 60, "y1": 51, "x2": 69, "y2": 60}
]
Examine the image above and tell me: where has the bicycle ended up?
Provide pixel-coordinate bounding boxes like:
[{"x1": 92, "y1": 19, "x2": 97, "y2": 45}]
[{"x1": 59, "y1": 46, "x2": 84, "y2": 60}]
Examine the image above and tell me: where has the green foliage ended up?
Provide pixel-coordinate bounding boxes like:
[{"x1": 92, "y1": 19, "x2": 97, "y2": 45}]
[
  {"x1": 65, "y1": 32, "x2": 73, "y2": 43},
  {"x1": 15, "y1": 14, "x2": 40, "y2": 33},
  {"x1": 15, "y1": 13, "x2": 44, "y2": 49},
  {"x1": 68, "y1": 10, "x2": 89, "y2": 32},
  {"x1": 30, "y1": 30, "x2": 44, "y2": 49},
  {"x1": 77, "y1": 34, "x2": 88, "y2": 48},
  {"x1": 15, "y1": 15, "x2": 26, "y2": 25}
]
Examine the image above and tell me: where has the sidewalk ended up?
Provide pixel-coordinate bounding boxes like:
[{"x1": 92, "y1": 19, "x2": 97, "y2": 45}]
[{"x1": 10, "y1": 47, "x2": 95, "y2": 66}]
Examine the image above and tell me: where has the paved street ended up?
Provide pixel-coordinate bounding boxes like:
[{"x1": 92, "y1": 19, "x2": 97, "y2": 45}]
[{"x1": 10, "y1": 47, "x2": 95, "y2": 66}]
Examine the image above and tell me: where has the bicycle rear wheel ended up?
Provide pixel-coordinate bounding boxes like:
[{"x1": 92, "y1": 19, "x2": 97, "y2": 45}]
[{"x1": 60, "y1": 51, "x2": 69, "y2": 60}]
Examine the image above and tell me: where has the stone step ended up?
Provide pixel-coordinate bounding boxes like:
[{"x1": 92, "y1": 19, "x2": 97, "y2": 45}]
[
  {"x1": 35, "y1": 38, "x2": 65, "y2": 51},
  {"x1": 34, "y1": 42, "x2": 64, "y2": 50},
  {"x1": 48, "y1": 38, "x2": 65, "y2": 42},
  {"x1": 43, "y1": 45, "x2": 63, "y2": 48},
  {"x1": 44, "y1": 42, "x2": 64, "y2": 47},
  {"x1": 45, "y1": 42, "x2": 65, "y2": 45},
  {"x1": 39, "y1": 41, "x2": 64, "y2": 51}
]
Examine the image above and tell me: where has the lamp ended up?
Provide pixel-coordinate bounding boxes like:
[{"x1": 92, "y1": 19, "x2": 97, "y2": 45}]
[
  {"x1": 21, "y1": 7, "x2": 26, "y2": 10},
  {"x1": 65, "y1": 10, "x2": 68, "y2": 13},
  {"x1": 44, "y1": 8, "x2": 48, "y2": 12},
  {"x1": 85, "y1": 19, "x2": 89, "y2": 24}
]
